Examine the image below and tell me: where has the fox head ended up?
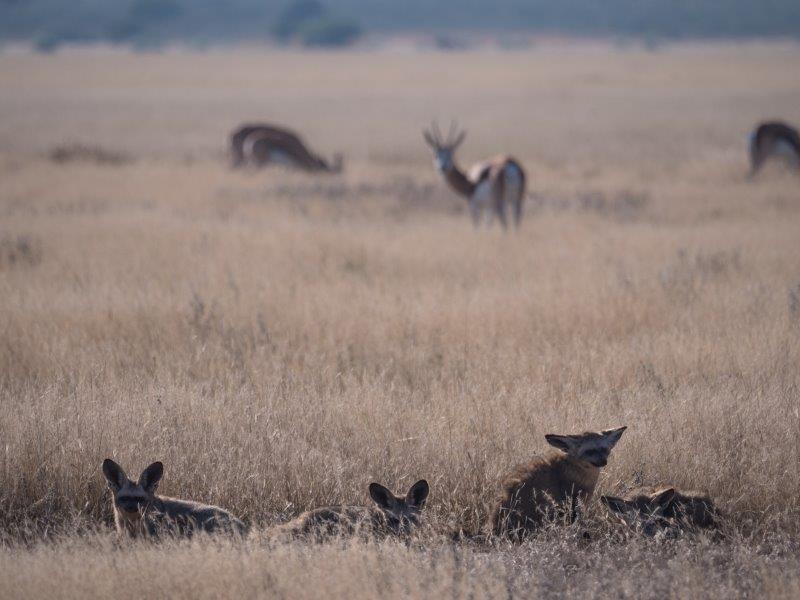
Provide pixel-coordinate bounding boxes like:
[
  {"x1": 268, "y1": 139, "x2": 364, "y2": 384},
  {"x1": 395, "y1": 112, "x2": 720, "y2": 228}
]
[
  {"x1": 544, "y1": 426, "x2": 626, "y2": 467},
  {"x1": 601, "y1": 488, "x2": 677, "y2": 536},
  {"x1": 102, "y1": 459, "x2": 164, "y2": 521},
  {"x1": 368, "y1": 479, "x2": 429, "y2": 535}
]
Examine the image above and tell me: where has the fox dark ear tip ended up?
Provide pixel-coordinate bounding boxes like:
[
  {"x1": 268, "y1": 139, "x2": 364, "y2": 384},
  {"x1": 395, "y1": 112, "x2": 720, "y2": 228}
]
[
  {"x1": 412, "y1": 479, "x2": 430, "y2": 497},
  {"x1": 369, "y1": 482, "x2": 393, "y2": 505},
  {"x1": 142, "y1": 461, "x2": 164, "y2": 478}
]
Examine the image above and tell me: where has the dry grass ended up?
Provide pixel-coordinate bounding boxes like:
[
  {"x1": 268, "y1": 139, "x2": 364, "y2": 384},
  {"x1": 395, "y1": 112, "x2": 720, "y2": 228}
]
[{"x1": 1, "y1": 42, "x2": 799, "y2": 598}]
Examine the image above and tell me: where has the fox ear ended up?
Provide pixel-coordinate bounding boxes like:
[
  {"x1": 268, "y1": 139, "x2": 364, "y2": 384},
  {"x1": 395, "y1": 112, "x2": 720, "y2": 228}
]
[
  {"x1": 369, "y1": 483, "x2": 397, "y2": 510},
  {"x1": 652, "y1": 488, "x2": 677, "y2": 509},
  {"x1": 102, "y1": 459, "x2": 127, "y2": 492},
  {"x1": 545, "y1": 434, "x2": 575, "y2": 452},
  {"x1": 406, "y1": 480, "x2": 429, "y2": 509},
  {"x1": 600, "y1": 495, "x2": 630, "y2": 514},
  {"x1": 600, "y1": 426, "x2": 627, "y2": 448},
  {"x1": 138, "y1": 462, "x2": 164, "y2": 494}
]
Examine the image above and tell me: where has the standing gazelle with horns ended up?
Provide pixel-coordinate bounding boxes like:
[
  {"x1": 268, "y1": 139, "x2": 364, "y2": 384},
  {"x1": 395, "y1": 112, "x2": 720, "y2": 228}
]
[{"x1": 423, "y1": 121, "x2": 526, "y2": 228}]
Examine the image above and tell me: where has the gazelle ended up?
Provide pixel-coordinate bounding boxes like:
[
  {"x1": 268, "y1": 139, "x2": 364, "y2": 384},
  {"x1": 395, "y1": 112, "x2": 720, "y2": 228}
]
[
  {"x1": 423, "y1": 121, "x2": 526, "y2": 228},
  {"x1": 748, "y1": 121, "x2": 800, "y2": 178},
  {"x1": 230, "y1": 123, "x2": 342, "y2": 173}
]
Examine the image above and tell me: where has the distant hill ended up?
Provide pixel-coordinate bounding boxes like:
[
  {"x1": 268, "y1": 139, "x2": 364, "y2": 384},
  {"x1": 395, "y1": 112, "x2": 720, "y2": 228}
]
[
  {"x1": 2, "y1": 0, "x2": 799, "y2": 50},
  {"x1": 337, "y1": 0, "x2": 800, "y2": 38}
]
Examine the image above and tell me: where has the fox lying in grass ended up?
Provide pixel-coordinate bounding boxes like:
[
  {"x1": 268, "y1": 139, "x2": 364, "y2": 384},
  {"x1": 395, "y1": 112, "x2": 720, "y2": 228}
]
[
  {"x1": 272, "y1": 479, "x2": 429, "y2": 541},
  {"x1": 102, "y1": 459, "x2": 247, "y2": 538},
  {"x1": 601, "y1": 487, "x2": 720, "y2": 536}
]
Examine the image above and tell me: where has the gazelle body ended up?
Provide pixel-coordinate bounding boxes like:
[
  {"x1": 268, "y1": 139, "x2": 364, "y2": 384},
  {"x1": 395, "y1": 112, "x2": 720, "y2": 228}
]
[
  {"x1": 601, "y1": 487, "x2": 720, "y2": 536},
  {"x1": 748, "y1": 121, "x2": 800, "y2": 177},
  {"x1": 423, "y1": 122, "x2": 526, "y2": 228},
  {"x1": 230, "y1": 123, "x2": 342, "y2": 172},
  {"x1": 272, "y1": 480, "x2": 429, "y2": 540},
  {"x1": 101, "y1": 459, "x2": 247, "y2": 538},
  {"x1": 489, "y1": 427, "x2": 626, "y2": 540}
]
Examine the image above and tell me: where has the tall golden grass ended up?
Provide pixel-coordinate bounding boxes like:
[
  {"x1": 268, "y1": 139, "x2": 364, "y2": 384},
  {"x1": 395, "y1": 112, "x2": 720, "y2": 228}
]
[{"x1": 0, "y1": 43, "x2": 799, "y2": 598}]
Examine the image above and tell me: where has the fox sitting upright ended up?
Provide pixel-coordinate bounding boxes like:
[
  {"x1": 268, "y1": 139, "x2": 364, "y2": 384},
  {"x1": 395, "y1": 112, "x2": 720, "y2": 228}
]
[
  {"x1": 102, "y1": 458, "x2": 247, "y2": 538},
  {"x1": 489, "y1": 426, "x2": 626, "y2": 539}
]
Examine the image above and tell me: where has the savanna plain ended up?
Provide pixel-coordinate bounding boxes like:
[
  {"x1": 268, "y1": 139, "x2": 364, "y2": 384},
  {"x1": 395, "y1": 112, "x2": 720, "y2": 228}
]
[{"x1": 1, "y1": 43, "x2": 799, "y2": 599}]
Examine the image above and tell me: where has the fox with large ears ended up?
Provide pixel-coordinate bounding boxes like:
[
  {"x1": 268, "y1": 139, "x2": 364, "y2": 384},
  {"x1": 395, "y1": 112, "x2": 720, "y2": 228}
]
[
  {"x1": 601, "y1": 487, "x2": 721, "y2": 537},
  {"x1": 271, "y1": 480, "x2": 430, "y2": 541},
  {"x1": 101, "y1": 459, "x2": 247, "y2": 538},
  {"x1": 489, "y1": 427, "x2": 627, "y2": 539}
]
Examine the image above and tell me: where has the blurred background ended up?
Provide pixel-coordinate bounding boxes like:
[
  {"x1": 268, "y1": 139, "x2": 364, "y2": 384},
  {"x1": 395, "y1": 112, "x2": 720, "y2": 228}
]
[{"x1": 2, "y1": 0, "x2": 800, "y2": 52}]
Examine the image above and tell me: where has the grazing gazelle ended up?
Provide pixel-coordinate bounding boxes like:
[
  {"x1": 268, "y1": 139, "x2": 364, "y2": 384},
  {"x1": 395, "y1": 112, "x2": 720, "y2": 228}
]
[
  {"x1": 271, "y1": 479, "x2": 429, "y2": 541},
  {"x1": 489, "y1": 426, "x2": 626, "y2": 540},
  {"x1": 423, "y1": 121, "x2": 526, "y2": 228},
  {"x1": 748, "y1": 121, "x2": 800, "y2": 178},
  {"x1": 229, "y1": 123, "x2": 342, "y2": 173},
  {"x1": 101, "y1": 459, "x2": 247, "y2": 538}
]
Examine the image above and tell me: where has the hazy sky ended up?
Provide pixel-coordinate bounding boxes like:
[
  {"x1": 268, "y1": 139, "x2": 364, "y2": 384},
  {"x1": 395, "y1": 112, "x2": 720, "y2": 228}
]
[{"x1": 2, "y1": 0, "x2": 799, "y2": 44}]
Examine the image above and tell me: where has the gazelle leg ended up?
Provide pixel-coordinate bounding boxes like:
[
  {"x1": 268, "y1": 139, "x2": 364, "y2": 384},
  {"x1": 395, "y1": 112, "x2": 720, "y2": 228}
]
[
  {"x1": 485, "y1": 209, "x2": 495, "y2": 228},
  {"x1": 469, "y1": 197, "x2": 482, "y2": 228},
  {"x1": 494, "y1": 196, "x2": 508, "y2": 229},
  {"x1": 485, "y1": 190, "x2": 498, "y2": 228},
  {"x1": 748, "y1": 146, "x2": 762, "y2": 179},
  {"x1": 512, "y1": 194, "x2": 523, "y2": 227},
  {"x1": 748, "y1": 156, "x2": 763, "y2": 179},
  {"x1": 503, "y1": 165, "x2": 523, "y2": 228}
]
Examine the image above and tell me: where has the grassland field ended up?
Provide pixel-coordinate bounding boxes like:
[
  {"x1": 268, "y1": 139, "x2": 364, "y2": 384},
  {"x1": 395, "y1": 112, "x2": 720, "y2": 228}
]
[{"x1": 0, "y1": 42, "x2": 799, "y2": 598}]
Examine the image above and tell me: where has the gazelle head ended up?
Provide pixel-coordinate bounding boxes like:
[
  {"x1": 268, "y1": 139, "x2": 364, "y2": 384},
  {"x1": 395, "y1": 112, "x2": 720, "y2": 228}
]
[
  {"x1": 544, "y1": 426, "x2": 627, "y2": 467},
  {"x1": 423, "y1": 120, "x2": 466, "y2": 174},
  {"x1": 102, "y1": 459, "x2": 163, "y2": 522},
  {"x1": 368, "y1": 479, "x2": 429, "y2": 535}
]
